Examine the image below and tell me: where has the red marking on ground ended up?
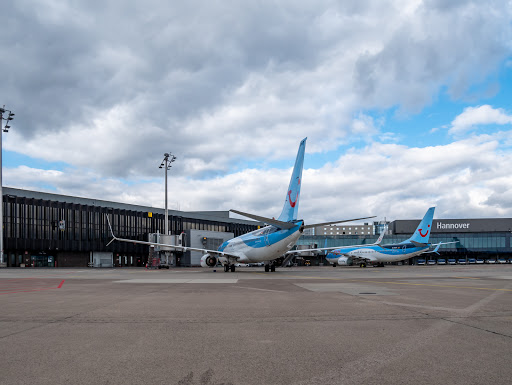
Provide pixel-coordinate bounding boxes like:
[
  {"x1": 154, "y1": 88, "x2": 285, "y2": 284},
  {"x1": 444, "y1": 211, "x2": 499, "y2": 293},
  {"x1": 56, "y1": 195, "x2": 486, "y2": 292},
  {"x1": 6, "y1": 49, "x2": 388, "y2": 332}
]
[{"x1": 0, "y1": 279, "x2": 66, "y2": 295}]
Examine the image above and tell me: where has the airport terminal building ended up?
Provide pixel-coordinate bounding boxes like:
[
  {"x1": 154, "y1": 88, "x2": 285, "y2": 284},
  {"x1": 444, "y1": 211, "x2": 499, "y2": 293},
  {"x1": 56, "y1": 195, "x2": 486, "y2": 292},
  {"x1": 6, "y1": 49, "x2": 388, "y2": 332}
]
[
  {"x1": 391, "y1": 218, "x2": 512, "y2": 258},
  {"x1": 2, "y1": 186, "x2": 511, "y2": 268},
  {"x1": 298, "y1": 218, "x2": 512, "y2": 265},
  {"x1": 1, "y1": 187, "x2": 259, "y2": 268}
]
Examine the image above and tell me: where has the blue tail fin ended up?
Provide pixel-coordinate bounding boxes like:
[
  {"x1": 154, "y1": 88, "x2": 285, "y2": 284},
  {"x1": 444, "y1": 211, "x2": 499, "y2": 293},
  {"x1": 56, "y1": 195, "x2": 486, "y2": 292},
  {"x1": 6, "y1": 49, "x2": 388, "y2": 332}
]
[
  {"x1": 277, "y1": 138, "x2": 306, "y2": 222},
  {"x1": 405, "y1": 207, "x2": 435, "y2": 244}
]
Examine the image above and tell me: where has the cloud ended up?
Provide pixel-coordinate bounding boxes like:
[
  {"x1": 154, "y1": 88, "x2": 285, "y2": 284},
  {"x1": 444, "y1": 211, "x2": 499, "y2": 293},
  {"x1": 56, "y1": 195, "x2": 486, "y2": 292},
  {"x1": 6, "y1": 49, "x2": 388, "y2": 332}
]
[
  {"x1": 2, "y1": 1, "x2": 512, "y2": 223},
  {"x1": 6, "y1": 130, "x2": 512, "y2": 222},
  {"x1": 2, "y1": 0, "x2": 511, "y2": 180},
  {"x1": 350, "y1": 113, "x2": 383, "y2": 138},
  {"x1": 449, "y1": 105, "x2": 512, "y2": 135}
]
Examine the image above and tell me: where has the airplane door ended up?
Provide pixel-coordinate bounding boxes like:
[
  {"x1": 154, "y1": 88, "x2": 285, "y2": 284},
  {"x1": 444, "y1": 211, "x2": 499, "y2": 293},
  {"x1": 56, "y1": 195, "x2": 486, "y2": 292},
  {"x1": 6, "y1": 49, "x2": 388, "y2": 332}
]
[{"x1": 402, "y1": 245, "x2": 406, "y2": 253}]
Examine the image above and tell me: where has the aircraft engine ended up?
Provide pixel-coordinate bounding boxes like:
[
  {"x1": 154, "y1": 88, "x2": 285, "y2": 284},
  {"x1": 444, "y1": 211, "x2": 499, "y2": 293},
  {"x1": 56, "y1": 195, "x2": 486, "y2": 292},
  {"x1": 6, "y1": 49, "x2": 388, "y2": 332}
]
[
  {"x1": 200, "y1": 254, "x2": 218, "y2": 267},
  {"x1": 337, "y1": 256, "x2": 353, "y2": 266}
]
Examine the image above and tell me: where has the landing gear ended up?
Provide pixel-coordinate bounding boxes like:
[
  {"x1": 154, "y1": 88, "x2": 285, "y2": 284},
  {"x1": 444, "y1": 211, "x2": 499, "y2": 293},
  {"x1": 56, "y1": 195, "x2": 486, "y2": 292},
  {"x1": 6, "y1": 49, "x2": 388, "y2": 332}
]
[
  {"x1": 264, "y1": 263, "x2": 276, "y2": 272},
  {"x1": 224, "y1": 264, "x2": 236, "y2": 272},
  {"x1": 360, "y1": 262, "x2": 367, "y2": 268},
  {"x1": 333, "y1": 264, "x2": 337, "y2": 267}
]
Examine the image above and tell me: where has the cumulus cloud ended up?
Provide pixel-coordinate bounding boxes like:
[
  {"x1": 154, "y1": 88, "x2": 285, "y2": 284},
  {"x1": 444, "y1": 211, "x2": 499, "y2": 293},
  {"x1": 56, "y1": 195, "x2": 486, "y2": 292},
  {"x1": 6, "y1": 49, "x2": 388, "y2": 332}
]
[
  {"x1": 2, "y1": 1, "x2": 512, "y2": 221},
  {"x1": 449, "y1": 105, "x2": 512, "y2": 135},
  {"x1": 2, "y1": 0, "x2": 512, "y2": 179},
  {"x1": 5, "y1": 130, "x2": 512, "y2": 222}
]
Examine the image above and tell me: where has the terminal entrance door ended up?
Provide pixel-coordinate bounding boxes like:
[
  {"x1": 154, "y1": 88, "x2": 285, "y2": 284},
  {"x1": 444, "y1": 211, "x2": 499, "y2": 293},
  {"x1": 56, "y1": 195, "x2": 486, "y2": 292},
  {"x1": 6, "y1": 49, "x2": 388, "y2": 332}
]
[{"x1": 30, "y1": 255, "x2": 55, "y2": 267}]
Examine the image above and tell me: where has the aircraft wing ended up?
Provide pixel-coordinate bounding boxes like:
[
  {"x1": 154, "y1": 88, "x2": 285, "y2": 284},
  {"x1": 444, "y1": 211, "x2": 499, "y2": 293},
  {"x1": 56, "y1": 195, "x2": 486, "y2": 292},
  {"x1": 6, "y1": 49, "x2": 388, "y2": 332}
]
[
  {"x1": 302, "y1": 216, "x2": 376, "y2": 229},
  {"x1": 430, "y1": 241, "x2": 459, "y2": 246},
  {"x1": 421, "y1": 241, "x2": 459, "y2": 254},
  {"x1": 106, "y1": 217, "x2": 241, "y2": 259},
  {"x1": 284, "y1": 243, "x2": 379, "y2": 255},
  {"x1": 422, "y1": 244, "x2": 441, "y2": 254},
  {"x1": 108, "y1": 235, "x2": 241, "y2": 258}
]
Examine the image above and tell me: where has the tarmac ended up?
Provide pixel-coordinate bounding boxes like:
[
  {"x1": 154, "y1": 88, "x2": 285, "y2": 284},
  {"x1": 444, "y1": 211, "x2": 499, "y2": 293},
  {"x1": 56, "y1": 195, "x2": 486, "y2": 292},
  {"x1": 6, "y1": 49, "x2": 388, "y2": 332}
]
[{"x1": 1, "y1": 265, "x2": 511, "y2": 385}]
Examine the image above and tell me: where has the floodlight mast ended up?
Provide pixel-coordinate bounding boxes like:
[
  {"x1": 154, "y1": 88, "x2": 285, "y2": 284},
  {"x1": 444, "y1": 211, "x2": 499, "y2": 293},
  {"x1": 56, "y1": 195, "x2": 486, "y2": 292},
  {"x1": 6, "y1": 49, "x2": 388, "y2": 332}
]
[
  {"x1": 159, "y1": 153, "x2": 176, "y2": 235},
  {"x1": 0, "y1": 106, "x2": 15, "y2": 266}
]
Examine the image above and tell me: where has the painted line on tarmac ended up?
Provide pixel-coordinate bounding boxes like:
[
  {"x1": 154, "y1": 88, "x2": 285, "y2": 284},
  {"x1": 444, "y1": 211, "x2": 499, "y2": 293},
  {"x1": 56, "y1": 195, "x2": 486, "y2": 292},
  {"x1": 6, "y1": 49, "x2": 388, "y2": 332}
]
[
  {"x1": 113, "y1": 279, "x2": 238, "y2": 284},
  {"x1": 452, "y1": 276, "x2": 481, "y2": 279},
  {"x1": 246, "y1": 272, "x2": 343, "y2": 280},
  {"x1": 356, "y1": 280, "x2": 512, "y2": 292},
  {"x1": 0, "y1": 279, "x2": 65, "y2": 295},
  {"x1": 236, "y1": 286, "x2": 287, "y2": 293},
  {"x1": 244, "y1": 272, "x2": 511, "y2": 292}
]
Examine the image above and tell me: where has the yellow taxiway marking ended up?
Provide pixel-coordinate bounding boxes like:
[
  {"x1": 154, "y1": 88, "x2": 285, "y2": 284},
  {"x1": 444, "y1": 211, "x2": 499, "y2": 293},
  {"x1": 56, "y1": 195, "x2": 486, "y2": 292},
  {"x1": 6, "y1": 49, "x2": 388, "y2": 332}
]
[{"x1": 452, "y1": 276, "x2": 481, "y2": 280}]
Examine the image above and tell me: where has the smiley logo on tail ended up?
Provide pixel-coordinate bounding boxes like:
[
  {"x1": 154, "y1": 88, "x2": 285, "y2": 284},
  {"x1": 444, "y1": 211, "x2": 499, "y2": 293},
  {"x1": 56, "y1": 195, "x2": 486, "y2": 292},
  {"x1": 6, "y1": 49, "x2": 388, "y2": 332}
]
[
  {"x1": 288, "y1": 190, "x2": 298, "y2": 207},
  {"x1": 418, "y1": 224, "x2": 430, "y2": 237},
  {"x1": 288, "y1": 178, "x2": 300, "y2": 208}
]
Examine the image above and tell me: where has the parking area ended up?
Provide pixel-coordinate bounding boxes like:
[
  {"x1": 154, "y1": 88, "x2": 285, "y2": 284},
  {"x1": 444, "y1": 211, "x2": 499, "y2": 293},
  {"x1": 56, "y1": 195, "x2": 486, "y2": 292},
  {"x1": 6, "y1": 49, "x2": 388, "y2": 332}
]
[
  {"x1": 1, "y1": 265, "x2": 511, "y2": 385},
  {"x1": 417, "y1": 257, "x2": 512, "y2": 265}
]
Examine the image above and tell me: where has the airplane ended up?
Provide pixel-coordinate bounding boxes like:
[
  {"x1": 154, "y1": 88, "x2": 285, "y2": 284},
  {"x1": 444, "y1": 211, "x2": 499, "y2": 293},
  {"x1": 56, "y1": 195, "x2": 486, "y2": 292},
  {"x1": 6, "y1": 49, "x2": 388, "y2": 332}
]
[
  {"x1": 325, "y1": 207, "x2": 458, "y2": 267},
  {"x1": 107, "y1": 138, "x2": 375, "y2": 272}
]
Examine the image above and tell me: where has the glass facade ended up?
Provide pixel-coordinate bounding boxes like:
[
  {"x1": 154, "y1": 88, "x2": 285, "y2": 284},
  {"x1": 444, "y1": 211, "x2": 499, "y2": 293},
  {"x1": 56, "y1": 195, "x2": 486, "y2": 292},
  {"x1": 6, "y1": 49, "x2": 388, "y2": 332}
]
[
  {"x1": 296, "y1": 231, "x2": 512, "y2": 264},
  {"x1": 298, "y1": 233, "x2": 511, "y2": 252},
  {"x1": 2, "y1": 193, "x2": 257, "y2": 267}
]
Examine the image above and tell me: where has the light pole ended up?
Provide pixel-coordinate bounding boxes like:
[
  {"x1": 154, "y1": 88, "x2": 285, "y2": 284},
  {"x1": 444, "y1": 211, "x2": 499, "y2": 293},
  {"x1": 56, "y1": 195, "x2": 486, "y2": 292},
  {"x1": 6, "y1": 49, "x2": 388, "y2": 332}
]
[
  {"x1": 0, "y1": 106, "x2": 15, "y2": 266},
  {"x1": 159, "y1": 153, "x2": 176, "y2": 235}
]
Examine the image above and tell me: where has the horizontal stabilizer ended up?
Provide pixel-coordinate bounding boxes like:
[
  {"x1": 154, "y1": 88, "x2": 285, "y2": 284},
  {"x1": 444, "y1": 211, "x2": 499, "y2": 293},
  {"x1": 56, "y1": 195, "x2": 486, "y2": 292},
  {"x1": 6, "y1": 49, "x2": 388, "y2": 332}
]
[
  {"x1": 230, "y1": 209, "x2": 297, "y2": 229},
  {"x1": 303, "y1": 216, "x2": 376, "y2": 230}
]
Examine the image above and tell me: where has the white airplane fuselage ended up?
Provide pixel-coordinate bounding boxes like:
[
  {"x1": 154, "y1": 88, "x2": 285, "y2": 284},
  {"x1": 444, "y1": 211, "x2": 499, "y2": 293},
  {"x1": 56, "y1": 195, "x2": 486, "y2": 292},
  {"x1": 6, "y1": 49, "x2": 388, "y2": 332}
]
[
  {"x1": 326, "y1": 243, "x2": 429, "y2": 265},
  {"x1": 214, "y1": 222, "x2": 303, "y2": 264}
]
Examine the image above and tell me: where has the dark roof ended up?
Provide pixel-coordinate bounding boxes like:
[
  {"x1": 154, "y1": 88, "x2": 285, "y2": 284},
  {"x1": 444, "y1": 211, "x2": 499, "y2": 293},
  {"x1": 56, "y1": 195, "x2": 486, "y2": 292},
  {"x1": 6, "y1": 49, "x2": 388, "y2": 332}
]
[{"x1": 3, "y1": 187, "x2": 261, "y2": 226}]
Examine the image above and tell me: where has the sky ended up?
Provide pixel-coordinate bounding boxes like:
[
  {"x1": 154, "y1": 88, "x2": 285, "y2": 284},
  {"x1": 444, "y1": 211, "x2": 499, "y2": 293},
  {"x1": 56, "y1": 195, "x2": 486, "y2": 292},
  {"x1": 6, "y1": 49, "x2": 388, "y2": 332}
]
[{"x1": 2, "y1": 0, "x2": 512, "y2": 224}]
